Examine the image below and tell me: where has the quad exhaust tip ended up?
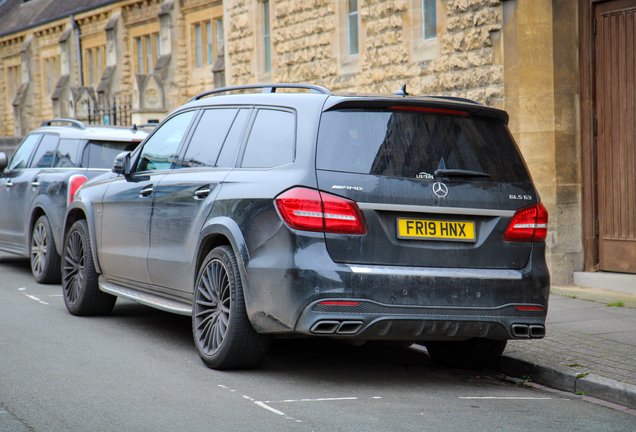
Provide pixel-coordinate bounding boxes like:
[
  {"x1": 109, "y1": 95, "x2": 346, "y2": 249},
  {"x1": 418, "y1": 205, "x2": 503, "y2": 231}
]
[
  {"x1": 310, "y1": 320, "x2": 363, "y2": 335},
  {"x1": 511, "y1": 324, "x2": 545, "y2": 339}
]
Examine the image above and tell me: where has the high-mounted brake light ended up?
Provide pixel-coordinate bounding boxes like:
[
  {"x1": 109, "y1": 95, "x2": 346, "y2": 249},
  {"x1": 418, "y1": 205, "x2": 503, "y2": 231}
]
[
  {"x1": 68, "y1": 175, "x2": 88, "y2": 205},
  {"x1": 389, "y1": 106, "x2": 469, "y2": 116},
  {"x1": 503, "y1": 203, "x2": 548, "y2": 242},
  {"x1": 275, "y1": 187, "x2": 367, "y2": 235}
]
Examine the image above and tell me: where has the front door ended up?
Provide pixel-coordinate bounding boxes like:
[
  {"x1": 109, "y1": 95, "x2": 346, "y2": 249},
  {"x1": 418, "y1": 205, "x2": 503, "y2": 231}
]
[
  {"x1": 595, "y1": 0, "x2": 636, "y2": 273},
  {"x1": 99, "y1": 110, "x2": 197, "y2": 284}
]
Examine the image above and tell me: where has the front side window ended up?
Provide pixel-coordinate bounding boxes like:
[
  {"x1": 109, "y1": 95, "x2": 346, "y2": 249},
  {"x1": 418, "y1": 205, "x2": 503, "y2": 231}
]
[
  {"x1": 136, "y1": 110, "x2": 196, "y2": 172},
  {"x1": 348, "y1": 0, "x2": 359, "y2": 55},
  {"x1": 241, "y1": 109, "x2": 295, "y2": 168},
  {"x1": 30, "y1": 134, "x2": 60, "y2": 168},
  {"x1": 8, "y1": 134, "x2": 41, "y2": 170},
  {"x1": 422, "y1": 0, "x2": 437, "y2": 40}
]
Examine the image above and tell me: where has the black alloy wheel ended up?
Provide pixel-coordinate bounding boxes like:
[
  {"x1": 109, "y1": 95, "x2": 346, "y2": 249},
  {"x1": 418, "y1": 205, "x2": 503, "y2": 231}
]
[
  {"x1": 62, "y1": 219, "x2": 116, "y2": 316},
  {"x1": 30, "y1": 215, "x2": 61, "y2": 284},
  {"x1": 193, "y1": 246, "x2": 271, "y2": 370}
]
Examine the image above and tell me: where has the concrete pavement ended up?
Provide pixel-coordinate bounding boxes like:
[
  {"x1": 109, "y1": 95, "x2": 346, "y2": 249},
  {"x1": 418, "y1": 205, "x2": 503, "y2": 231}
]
[{"x1": 501, "y1": 285, "x2": 636, "y2": 412}]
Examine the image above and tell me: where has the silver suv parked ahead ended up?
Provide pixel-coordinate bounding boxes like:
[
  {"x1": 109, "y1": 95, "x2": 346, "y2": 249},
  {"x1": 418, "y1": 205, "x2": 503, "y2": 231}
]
[{"x1": 0, "y1": 119, "x2": 149, "y2": 283}]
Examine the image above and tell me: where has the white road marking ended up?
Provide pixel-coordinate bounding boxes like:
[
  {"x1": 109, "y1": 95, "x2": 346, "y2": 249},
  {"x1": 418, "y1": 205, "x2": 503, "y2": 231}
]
[
  {"x1": 255, "y1": 401, "x2": 286, "y2": 416},
  {"x1": 49, "y1": 294, "x2": 63, "y2": 297},
  {"x1": 271, "y1": 397, "x2": 359, "y2": 403},
  {"x1": 460, "y1": 397, "x2": 552, "y2": 400},
  {"x1": 25, "y1": 294, "x2": 49, "y2": 305},
  {"x1": 18, "y1": 287, "x2": 26, "y2": 291}
]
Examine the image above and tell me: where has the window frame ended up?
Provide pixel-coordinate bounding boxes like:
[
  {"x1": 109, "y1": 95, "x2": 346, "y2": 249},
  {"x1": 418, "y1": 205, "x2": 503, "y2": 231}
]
[
  {"x1": 132, "y1": 109, "x2": 198, "y2": 174},
  {"x1": 263, "y1": 0, "x2": 271, "y2": 73},
  {"x1": 347, "y1": 0, "x2": 359, "y2": 55},
  {"x1": 238, "y1": 107, "x2": 297, "y2": 169}
]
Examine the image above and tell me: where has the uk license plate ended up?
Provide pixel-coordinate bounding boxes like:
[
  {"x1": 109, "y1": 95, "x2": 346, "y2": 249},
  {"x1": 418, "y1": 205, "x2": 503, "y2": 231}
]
[{"x1": 397, "y1": 218, "x2": 476, "y2": 242}]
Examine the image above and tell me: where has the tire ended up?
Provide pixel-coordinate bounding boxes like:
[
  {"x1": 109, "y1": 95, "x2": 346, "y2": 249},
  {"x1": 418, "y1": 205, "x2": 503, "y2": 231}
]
[
  {"x1": 425, "y1": 338, "x2": 507, "y2": 370},
  {"x1": 30, "y1": 215, "x2": 61, "y2": 284},
  {"x1": 62, "y1": 219, "x2": 116, "y2": 316},
  {"x1": 192, "y1": 245, "x2": 271, "y2": 370}
]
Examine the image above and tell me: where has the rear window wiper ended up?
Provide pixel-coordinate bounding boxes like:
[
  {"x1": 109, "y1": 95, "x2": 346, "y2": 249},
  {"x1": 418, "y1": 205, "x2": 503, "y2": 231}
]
[{"x1": 434, "y1": 169, "x2": 491, "y2": 178}]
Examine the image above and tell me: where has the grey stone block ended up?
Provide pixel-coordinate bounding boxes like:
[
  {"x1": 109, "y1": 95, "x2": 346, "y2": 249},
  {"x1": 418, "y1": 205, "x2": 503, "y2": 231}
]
[{"x1": 576, "y1": 374, "x2": 636, "y2": 410}]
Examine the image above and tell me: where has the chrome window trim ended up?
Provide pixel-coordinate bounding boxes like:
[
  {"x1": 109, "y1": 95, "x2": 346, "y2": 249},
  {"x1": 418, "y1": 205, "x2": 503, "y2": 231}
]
[{"x1": 357, "y1": 202, "x2": 516, "y2": 217}]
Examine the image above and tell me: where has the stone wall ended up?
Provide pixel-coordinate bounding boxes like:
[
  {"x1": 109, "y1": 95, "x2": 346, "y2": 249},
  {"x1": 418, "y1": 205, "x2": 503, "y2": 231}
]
[{"x1": 227, "y1": 0, "x2": 504, "y2": 106}]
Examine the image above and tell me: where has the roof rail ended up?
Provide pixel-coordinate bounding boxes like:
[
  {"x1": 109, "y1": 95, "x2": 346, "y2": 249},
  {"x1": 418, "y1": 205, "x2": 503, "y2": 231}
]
[
  {"x1": 189, "y1": 83, "x2": 332, "y2": 102},
  {"x1": 425, "y1": 95, "x2": 482, "y2": 106},
  {"x1": 40, "y1": 118, "x2": 87, "y2": 130}
]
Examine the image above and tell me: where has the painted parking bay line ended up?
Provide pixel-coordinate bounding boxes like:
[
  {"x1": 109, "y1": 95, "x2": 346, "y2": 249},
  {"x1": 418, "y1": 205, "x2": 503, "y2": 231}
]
[
  {"x1": 460, "y1": 397, "x2": 552, "y2": 400},
  {"x1": 18, "y1": 287, "x2": 49, "y2": 305}
]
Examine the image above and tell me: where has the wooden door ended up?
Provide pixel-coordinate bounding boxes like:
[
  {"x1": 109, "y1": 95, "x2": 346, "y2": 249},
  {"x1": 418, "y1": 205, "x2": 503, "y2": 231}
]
[{"x1": 595, "y1": 0, "x2": 636, "y2": 273}]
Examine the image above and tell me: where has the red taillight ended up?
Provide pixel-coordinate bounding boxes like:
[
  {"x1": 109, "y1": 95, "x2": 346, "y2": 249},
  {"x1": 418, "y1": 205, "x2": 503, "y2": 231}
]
[
  {"x1": 318, "y1": 301, "x2": 361, "y2": 306},
  {"x1": 275, "y1": 187, "x2": 367, "y2": 235},
  {"x1": 503, "y1": 203, "x2": 548, "y2": 242},
  {"x1": 390, "y1": 106, "x2": 468, "y2": 116},
  {"x1": 68, "y1": 175, "x2": 88, "y2": 205}
]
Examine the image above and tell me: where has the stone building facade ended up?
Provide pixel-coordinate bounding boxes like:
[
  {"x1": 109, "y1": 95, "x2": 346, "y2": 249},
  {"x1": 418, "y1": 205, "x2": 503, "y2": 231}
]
[{"x1": 1, "y1": 0, "x2": 632, "y2": 287}]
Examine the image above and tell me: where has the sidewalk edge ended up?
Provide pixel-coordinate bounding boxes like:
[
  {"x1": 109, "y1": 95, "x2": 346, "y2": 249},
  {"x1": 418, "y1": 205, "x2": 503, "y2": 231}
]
[{"x1": 500, "y1": 353, "x2": 636, "y2": 409}]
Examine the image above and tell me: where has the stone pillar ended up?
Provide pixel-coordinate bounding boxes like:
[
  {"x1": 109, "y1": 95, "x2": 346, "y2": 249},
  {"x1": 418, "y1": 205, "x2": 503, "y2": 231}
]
[{"x1": 502, "y1": 0, "x2": 582, "y2": 284}]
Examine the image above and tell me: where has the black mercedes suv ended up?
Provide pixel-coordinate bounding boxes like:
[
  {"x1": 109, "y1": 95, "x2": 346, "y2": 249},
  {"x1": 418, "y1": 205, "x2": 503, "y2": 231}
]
[{"x1": 61, "y1": 84, "x2": 550, "y2": 370}]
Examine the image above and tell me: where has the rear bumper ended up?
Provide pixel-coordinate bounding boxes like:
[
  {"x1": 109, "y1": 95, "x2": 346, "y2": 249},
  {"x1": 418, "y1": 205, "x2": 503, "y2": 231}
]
[
  {"x1": 244, "y1": 231, "x2": 550, "y2": 340},
  {"x1": 295, "y1": 299, "x2": 547, "y2": 341}
]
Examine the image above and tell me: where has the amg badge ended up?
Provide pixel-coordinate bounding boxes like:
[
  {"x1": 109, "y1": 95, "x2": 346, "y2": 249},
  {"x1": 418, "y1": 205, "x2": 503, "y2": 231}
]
[{"x1": 332, "y1": 185, "x2": 363, "y2": 191}]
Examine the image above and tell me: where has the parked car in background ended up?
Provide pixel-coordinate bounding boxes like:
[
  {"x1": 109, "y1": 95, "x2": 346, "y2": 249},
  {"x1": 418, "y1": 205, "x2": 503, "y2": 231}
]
[
  {"x1": 61, "y1": 84, "x2": 550, "y2": 370},
  {"x1": 0, "y1": 119, "x2": 149, "y2": 283}
]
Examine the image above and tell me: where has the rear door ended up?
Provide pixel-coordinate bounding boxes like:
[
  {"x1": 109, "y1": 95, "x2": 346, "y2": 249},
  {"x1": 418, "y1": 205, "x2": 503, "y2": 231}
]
[
  {"x1": 315, "y1": 105, "x2": 537, "y2": 270},
  {"x1": 146, "y1": 107, "x2": 251, "y2": 291}
]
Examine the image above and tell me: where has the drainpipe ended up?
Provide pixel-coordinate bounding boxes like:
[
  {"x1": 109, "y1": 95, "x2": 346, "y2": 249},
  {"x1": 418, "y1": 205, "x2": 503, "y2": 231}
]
[{"x1": 71, "y1": 15, "x2": 83, "y2": 87}]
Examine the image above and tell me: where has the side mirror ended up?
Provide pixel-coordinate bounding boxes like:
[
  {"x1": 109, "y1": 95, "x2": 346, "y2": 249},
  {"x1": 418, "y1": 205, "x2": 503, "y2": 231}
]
[
  {"x1": 0, "y1": 152, "x2": 7, "y2": 172},
  {"x1": 112, "y1": 151, "x2": 132, "y2": 175}
]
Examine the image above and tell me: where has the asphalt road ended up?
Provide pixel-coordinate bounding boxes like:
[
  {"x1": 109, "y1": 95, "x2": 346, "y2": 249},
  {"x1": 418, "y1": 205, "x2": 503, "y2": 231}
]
[{"x1": 1, "y1": 252, "x2": 634, "y2": 431}]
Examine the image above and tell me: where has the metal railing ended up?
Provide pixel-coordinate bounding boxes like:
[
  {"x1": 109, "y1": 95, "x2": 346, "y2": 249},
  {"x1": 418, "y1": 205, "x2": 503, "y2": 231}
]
[{"x1": 86, "y1": 95, "x2": 132, "y2": 126}]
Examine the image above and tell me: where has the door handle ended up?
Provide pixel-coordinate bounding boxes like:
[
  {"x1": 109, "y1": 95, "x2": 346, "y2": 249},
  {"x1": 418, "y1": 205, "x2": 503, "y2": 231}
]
[
  {"x1": 139, "y1": 185, "x2": 153, "y2": 198},
  {"x1": 31, "y1": 180, "x2": 40, "y2": 187},
  {"x1": 6, "y1": 180, "x2": 12, "y2": 188},
  {"x1": 193, "y1": 187, "x2": 211, "y2": 200}
]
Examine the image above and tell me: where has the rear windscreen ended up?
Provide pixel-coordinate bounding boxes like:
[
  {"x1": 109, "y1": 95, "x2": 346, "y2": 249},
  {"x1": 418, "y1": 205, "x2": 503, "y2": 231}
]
[
  {"x1": 80, "y1": 140, "x2": 139, "y2": 169},
  {"x1": 316, "y1": 109, "x2": 531, "y2": 183}
]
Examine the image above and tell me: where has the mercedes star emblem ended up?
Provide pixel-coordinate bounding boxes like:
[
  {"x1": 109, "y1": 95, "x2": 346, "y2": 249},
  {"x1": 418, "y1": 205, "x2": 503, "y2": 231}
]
[{"x1": 432, "y1": 182, "x2": 448, "y2": 198}]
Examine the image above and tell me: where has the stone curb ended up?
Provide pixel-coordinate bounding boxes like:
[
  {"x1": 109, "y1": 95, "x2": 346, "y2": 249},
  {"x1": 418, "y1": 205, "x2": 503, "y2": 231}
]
[{"x1": 500, "y1": 353, "x2": 636, "y2": 410}]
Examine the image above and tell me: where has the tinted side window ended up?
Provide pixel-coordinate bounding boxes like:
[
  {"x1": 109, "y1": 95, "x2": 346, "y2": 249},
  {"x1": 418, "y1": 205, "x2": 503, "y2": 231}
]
[
  {"x1": 317, "y1": 109, "x2": 531, "y2": 183},
  {"x1": 54, "y1": 139, "x2": 81, "y2": 167},
  {"x1": 81, "y1": 141, "x2": 138, "y2": 168},
  {"x1": 241, "y1": 109, "x2": 295, "y2": 168},
  {"x1": 29, "y1": 134, "x2": 60, "y2": 168},
  {"x1": 8, "y1": 134, "x2": 41, "y2": 170},
  {"x1": 136, "y1": 110, "x2": 196, "y2": 172},
  {"x1": 181, "y1": 108, "x2": 238, "y2": 168},
  {"x1": 216, "y1": 109, "x2": 251, "y2": 168}
]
